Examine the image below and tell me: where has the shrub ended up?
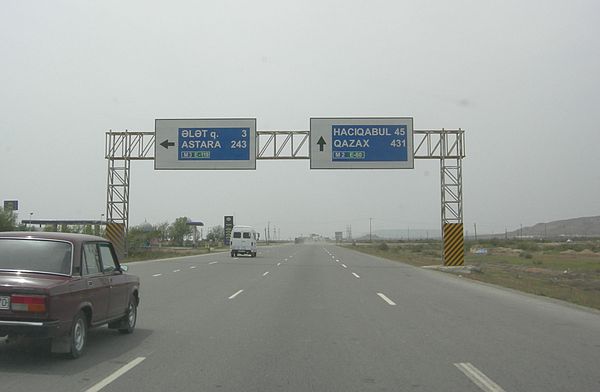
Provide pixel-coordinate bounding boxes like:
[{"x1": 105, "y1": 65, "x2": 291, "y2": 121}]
[{"x1": 378, "y1": 242, "x2": 389, "y2": 251}]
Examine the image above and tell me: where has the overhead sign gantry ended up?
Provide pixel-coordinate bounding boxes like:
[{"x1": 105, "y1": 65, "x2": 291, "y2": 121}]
[{"x1": 106, "y1": 119, "x2": 465, "y2": 266}]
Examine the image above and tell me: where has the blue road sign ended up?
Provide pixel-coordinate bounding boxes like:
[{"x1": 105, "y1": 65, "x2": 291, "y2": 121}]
[
  {"x1": 331, "y1": 124, "x2": 408, "y2": 162},
  {"x1": 178, "y1": 127, "x2": 250, "y2": 161},
  {"x1": 310, "y1": 117, "x2": 414, "y2": 169},
  {"x1": 155, "y1": 119, "x2": 256, "y2": 170}
]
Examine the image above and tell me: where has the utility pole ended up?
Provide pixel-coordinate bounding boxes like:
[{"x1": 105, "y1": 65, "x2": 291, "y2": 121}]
[
  {"x1": 369, "y1": 218, "x2": 372, "y2": 243},
  {"x1": 474, "y1": 223, "x2": 478, "y2": 241},
  {"x1": 520, "y1": 223, "x2": 523, "y2": 239}
]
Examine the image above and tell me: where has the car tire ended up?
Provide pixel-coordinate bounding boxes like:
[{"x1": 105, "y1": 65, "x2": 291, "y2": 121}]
[
  {"x1": 231, "y1": 251, "x2": 234, "y2": 257},
  {"x1": 118, "y1": 298, "x2": 137, "y2": 334},
  {"x1": 252, "y1": 252, "x2": 256, "y2": 258},
  {"x1": 68, "y1": 311, "x2": 87, "y2": 359}
]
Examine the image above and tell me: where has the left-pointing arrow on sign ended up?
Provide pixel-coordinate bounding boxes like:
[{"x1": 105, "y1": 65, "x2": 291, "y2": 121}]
[{"x1": 160, "y1": 140, "x2": 175, "y2": 149}]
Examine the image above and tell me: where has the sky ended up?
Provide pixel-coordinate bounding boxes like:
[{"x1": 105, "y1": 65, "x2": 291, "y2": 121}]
[{"x1": 1, "y1": 0, "x2": 599, "y2": 239}]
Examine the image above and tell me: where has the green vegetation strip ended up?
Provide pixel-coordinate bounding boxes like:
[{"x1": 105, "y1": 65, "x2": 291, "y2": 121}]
[
  {"x1": 347, "y1": 240, "x2": 600, "y2": 311},
  {"x1": 123, "y1": 247, "x2": 227, "y2": 262}
]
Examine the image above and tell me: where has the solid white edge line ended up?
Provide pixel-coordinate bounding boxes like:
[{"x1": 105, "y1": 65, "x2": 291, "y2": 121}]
[
  {"x1": 85, "y1": 357, "x2": 146, "y2": 392},
  {"x1": 454, "y1": 363, "x2": 506, "y2": 392},
  {"x1": 352, "y1": 272, "x2": 360, "y2": 278},
  {"x1": 377, "y1": 292, "x2": 396, "y2": 306},
  {"x1": 262, "y1": 271, "x2": 270, "y2": 276},
  {"x1": 152, "y1": 274, "x2": 162, "y2": 277},
  {"x1": 341, "y1": 264, "x2": 348, "y2": 269},
  {"x1": 228, "y1": 289, "x2": 244, "y2": 299}
]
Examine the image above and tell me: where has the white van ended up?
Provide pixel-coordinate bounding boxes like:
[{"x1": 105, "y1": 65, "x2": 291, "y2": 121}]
[{"x1": 230, "y1": 225, "x2": 258, "y2": 257}]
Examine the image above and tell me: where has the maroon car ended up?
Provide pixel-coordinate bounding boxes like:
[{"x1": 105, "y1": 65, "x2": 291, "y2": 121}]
[{"x1": 0, "y1": 232, "x2": 140, "y2": 358}]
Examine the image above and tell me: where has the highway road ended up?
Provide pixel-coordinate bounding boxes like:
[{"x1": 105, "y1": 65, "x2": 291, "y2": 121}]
[{"x1": 1, "y1": 243, "x2": 599, "y2": 391}]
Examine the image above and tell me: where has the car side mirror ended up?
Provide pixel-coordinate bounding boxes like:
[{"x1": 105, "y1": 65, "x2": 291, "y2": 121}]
[{"x1": 120, "y1": 265, "x2": 129, "y2": 272}]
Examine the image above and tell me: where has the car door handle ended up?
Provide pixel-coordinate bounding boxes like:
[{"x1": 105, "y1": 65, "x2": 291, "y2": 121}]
[{"x1": 87, "y1": 280, "x2": 94, "y2": 286}]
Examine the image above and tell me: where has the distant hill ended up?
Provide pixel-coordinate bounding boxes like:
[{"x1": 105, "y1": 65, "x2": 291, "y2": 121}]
[
  {"x1": 507, "y1": 216, "x2": 600, "y2": 238},
  {"x1": 354, "y1": 229, "x2": 442, "y2": 240}
]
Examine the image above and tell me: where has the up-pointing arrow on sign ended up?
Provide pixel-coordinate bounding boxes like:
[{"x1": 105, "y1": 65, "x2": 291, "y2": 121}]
[
  {"x1": 317, "y1": 136, "x2": 326, "y2": 152},
  {"x1": 160, "y1": 139, "x2": 175, "y2": 149}
]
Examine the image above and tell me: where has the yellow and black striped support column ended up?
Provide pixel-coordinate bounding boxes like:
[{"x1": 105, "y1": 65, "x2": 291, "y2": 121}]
[
  {"x1": 443, "y1": 223, "x2": 464, "y2": 266},
  {"x1": 105, "y1": 223, "x2": 126, "y2": 260}
]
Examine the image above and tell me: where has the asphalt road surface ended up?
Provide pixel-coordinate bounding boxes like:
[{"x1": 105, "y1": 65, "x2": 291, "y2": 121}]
[{"x1": 1, "y1": 243, "x2": 599, "y2": 391}]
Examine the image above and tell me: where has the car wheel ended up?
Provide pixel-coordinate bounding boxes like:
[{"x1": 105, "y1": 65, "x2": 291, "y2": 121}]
[
  {"x1": 69, "y1": 311, "x2": 87, "y2": 359},
  {"x1": 118, "y1": 298, "x2": 137, "y2": 334},
  {"x1": 230, "y1": 251, "x2": 234, "y2": 257}
]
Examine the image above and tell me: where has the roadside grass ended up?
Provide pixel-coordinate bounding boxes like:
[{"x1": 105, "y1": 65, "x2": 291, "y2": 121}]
[
  {"x1": 123, "y1": 246, "x2": 227, "y2": 262},
  {"x1": 347, "y1": 240, "x2": 600, "y2": 311}
]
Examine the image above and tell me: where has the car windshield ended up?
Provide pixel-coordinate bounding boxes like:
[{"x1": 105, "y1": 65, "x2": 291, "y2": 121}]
[{"x1": 0, "y1": 239, "x2": 72, "y2": 275}]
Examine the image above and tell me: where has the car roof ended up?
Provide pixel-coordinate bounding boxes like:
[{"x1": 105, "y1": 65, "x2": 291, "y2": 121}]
[{"x1": 0, "y1": 231, "x2": 109, "y2": 244}]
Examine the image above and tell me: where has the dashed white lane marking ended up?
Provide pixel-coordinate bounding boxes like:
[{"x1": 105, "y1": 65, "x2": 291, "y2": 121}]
[
  {"x1": 85, "y1": 356, "x2": 146, "y2": 392},
  {"x1": 173, "y1": 269, "x2": 180, "y2": 272},
  {"x1": 377, "y1": 292, "x2": 397, "y2": 306},
  {"x1": 152, "y1": 274, "x2": 162, "y2": 277},
  {"x1": 190, "y1": 266, "x2": 196, "y2": 269},
  {"x1": 228, "y1": 289, "x2": 244, "y2": 300},
  {"x1": 262, "y1": 271, "x2": 270, "y2": 276},
  {"x1": 277, "y1": 262, "x2": 281, "y2": 266},
  {"x1": 335, "y1": 259, "x2": 340, "y2": 262},
  {"x1": 209, "y1": 261, "x2": 218, "y2": 265},
  {"x1": 341, "y1": 264, "x2": 348, "y2": 269},
  {"x1": 454, "y1": 363, "x2": 507, "y2": 392},
  {"x1": 352, "y1": 272, "x2": 360, "y2": 278}
]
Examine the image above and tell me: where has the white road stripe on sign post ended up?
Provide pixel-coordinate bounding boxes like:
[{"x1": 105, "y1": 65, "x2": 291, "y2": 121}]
[{"x1": 454, "y1": 363, "x2": 507, "y2": 392}]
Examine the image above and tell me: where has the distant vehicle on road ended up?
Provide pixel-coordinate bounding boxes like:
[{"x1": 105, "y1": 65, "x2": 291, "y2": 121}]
[
  {"x1": 0, "y1": 232, "x2": 140, "y2": 358},
  {"x1": 230, "y1": 226, "x2": 258, "y2": 257}
]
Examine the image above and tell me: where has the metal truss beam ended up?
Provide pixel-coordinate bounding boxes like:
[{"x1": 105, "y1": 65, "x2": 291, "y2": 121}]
[
  {"x1": 257, "y1": 131, "x2": 310, "y2": 159},
  {"x1": 105, "y1": 130, "x2": 155, "y2": 160},
  {"x1": 414, "y1": 129, "x2": 465, "y2": 159}
]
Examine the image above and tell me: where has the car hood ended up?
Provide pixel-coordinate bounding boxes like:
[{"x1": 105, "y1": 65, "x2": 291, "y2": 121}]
[{"x1": 0, "y1": 271, "x2": 70, "y2": 292}]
